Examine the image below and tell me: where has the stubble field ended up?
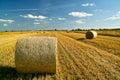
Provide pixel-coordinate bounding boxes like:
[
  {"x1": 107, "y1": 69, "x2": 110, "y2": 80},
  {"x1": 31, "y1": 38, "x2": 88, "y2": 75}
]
[{"x1": 0, "y1": 30, "x2": 120, "y2": 80}]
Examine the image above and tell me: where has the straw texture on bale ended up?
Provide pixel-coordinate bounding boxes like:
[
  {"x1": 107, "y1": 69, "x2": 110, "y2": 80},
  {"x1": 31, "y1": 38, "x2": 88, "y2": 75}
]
[
  {"x1": 86, "y1": 31, "x2": 97, "y2": 39},
  {"x1": 15, "y1": 37, "x2": 57, "y2": 73}
]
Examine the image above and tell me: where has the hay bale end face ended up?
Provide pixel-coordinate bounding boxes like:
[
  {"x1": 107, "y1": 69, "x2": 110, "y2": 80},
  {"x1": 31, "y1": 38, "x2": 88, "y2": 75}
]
[
  {"x1": 86, "y1": 31, "x2": 97, "y2": 39},
  {"x1": 15, "y1": 37, "x2": 57, "y2": 73}
]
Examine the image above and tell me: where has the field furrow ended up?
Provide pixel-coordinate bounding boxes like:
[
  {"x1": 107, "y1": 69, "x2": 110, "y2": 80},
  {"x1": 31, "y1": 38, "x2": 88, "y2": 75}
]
[
  {"x1": 61, "y1": 32, "x2": 120, "y2": 56},
  {"x1": 56, "y1": 33, "x2": 120, "y2": 79}
]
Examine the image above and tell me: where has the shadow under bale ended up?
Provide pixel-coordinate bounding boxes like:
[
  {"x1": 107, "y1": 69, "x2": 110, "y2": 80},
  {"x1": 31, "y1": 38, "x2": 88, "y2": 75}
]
[
  {"x1": 76, "y1": 38, "x2": 86, "y2": 41},
  {"x1": 0, "y1": 66, "x2": 55, "y2": 80}
]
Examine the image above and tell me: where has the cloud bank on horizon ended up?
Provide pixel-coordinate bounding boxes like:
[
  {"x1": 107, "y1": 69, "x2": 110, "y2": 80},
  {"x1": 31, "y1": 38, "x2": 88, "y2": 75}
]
[{"x1": 0, "y1": 0, "x2": 120, "y2": 31}]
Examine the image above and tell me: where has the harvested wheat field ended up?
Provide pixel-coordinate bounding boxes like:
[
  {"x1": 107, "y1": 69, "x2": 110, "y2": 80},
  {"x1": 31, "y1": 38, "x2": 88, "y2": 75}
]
[{"x1": 0, "y1": 31, "x2": 120, "y2": 80}]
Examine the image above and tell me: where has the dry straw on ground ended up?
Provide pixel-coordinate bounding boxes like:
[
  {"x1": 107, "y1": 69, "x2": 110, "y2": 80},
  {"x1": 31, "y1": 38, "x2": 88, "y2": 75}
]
[
  {"x1": 86, "y1": 31, "x2": 97, "y2": 39},
  {"x1": 15, "y1": 36, "x2": 57, "y2": 73}
]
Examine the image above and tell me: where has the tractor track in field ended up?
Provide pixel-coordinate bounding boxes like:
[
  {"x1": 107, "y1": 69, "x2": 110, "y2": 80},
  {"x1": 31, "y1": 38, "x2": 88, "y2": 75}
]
[
  {"x1": 56, "y1": 33, "x2": 120, "y2": 80},
  {"x1": 60, "y1": 32, "x2": 120, "y2": 57},
  {"x1": 57, "y1": 37, "x2": 86, "y2": 79}
]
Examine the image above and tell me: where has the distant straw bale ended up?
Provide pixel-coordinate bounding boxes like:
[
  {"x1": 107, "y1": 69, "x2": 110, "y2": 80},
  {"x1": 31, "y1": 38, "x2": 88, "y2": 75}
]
[
  {"x1": 15, "y1": 37, "x2": 57, "y2": 73},
  {"x1": 86, "y1": 31, "x2": 97, "y2": 39}
]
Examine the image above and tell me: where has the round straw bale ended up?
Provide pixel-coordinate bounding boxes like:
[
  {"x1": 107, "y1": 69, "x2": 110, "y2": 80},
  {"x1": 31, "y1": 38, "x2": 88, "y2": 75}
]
[
  {"x1": 86, "y1": 31, "x2": 97, "y2": 39},
  {"x1": 15, "y1": 37, "x2": 57, "y2": 73}
]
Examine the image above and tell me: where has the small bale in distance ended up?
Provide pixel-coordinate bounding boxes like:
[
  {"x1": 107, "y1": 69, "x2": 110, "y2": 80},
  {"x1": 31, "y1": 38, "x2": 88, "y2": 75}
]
[
  {"x1": 66, "y1": 30, "x2": 70, "y2": 33},
  {"x1": 86, "y1": 31, "x2": 97, "y2": 39},
  {"x1": 15, "y1": 37, "x2": 57, "y2": 73}
]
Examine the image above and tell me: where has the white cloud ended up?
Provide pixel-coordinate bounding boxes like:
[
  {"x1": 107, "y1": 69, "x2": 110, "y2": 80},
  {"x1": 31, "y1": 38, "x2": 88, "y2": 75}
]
[
  {"x1": 81, "y1": 3, "x2": 95, "y2": 7},
  {"x1": 58, "y1": 18, "x2": 66, "y2": 20},
  {"x1": 34, "y1": 22, "x2": 40, "y2": 24},
  {"x1": 21, "y1": 14, "x2": 47, "y2": 19},
  {"x1": 106, "y1": 11, "x2": 120, "y2": 20},
  {"x1": 68, "y1": 12, "x2": 93, "y2": 18},
  {"x1": 75, "y1": 20, "x2": 85, "y2": 24},
  {"x1": 0, "y1": 19, "x2": 14, "y2": 23},
  {"x1": 35, "y1": 19, "x2": 40, "y2": 21},
  {"x1": 3, "y1": 24, "x2": 8, "y2": 27}
]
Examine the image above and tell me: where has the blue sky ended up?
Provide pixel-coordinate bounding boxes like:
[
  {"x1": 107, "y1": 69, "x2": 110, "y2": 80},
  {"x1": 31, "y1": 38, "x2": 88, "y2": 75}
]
[{"x1": 0, "y1": 0, "x2": 120, "y2": 31}]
